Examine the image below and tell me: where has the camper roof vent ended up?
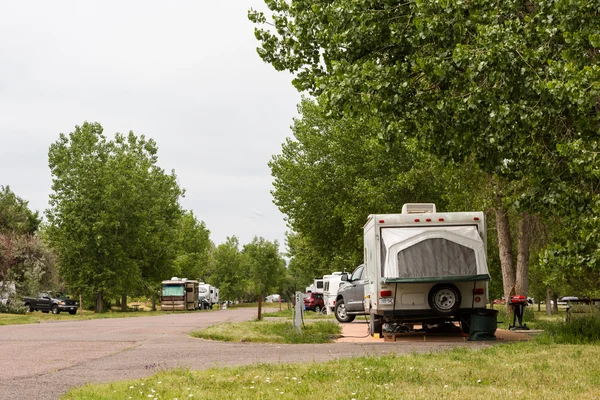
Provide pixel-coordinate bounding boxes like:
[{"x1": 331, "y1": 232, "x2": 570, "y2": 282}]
[
  {"x1": 171, "y1": 277, "x2": 180, "y2": 281},
  {"x1": 402, "y1": 203, "x2": 436, "y2": 214}
]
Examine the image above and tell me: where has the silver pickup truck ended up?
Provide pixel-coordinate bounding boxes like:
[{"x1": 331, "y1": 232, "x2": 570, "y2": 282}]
[{"x1": 334, "y1": 264, "x2": 368, "y2": 323}]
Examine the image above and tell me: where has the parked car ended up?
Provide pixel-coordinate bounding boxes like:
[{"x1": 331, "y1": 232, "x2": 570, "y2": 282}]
[
  {"x1": 23, "y1": 292, "x2": 79, "y2": 314},
  {"x1": 334, "y1": 264, "x2": 368, "y2": 323},
  {"x1": 303, "y1": 292, "x2": 325, "y2": 312}
]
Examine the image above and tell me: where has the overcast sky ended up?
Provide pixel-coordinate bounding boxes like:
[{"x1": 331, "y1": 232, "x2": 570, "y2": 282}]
[{"x1": 0, "y1": 1, "x2": 301, "y2": 251}]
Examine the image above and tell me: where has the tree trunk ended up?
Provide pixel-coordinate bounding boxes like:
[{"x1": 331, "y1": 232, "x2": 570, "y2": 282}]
[
  {"x1": 121, "y1": 293, "x2": 127, "y2": 312},
  {"x1": 151, "y1": 295, "x2": 157, "y2": 311},
  {"x1": 115, "y1": 297, "x2": 121, "y2": 308},
  {"x1": 546, "y1": 287, "x2": 552, "y2": 315},
  {"x1": 257, "y1": 293, "x2": 263, "y2": 320},
  {"x1": 515, "y1": 213, "x2": 533, "y2": 297},
  {"x1": 96, "y1": 293, "x2": 103, "y2": 313},
  {"x1": 496, "y1": 205, "x2": 515, "y2": 312},
  {"x1": 552, "y1": 293, "x2": 559, "y2": 314}
]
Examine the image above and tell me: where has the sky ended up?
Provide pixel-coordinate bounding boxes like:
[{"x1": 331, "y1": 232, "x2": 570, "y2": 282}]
[{"x1": 0, "y1": 1, "x2": 302, "y2": 251}]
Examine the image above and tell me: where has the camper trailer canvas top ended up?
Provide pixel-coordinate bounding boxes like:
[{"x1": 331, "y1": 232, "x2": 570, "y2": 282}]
[{"x1": 363, "y1": 204, "x2": 491, "y2": 336}]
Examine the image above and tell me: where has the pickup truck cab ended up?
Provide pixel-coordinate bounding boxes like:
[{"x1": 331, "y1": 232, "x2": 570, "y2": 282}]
[
  {"x1": 23, "y1": 292, "x2": 79, "y2": 315},
  {"x1": 334, "y1": 264, "x2": 368, "y2": 323}
]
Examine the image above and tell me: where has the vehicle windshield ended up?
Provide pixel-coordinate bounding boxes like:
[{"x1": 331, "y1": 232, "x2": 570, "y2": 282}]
[
  {"x1": 162, "y1": 284, "x2": 184, "y2": 297},
  {"x1": 53, "y1": 292, "x2": 70, "y2": 300}
]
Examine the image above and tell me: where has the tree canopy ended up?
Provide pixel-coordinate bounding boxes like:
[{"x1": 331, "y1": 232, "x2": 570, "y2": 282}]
[{"x1": 46, "y1": 122, "x2": 184, "y2": 311}]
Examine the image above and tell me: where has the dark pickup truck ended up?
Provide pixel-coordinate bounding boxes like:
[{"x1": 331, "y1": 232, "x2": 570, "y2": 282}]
[{"x1": 23, "y1": 292, "x2": 79, "y2": 315}]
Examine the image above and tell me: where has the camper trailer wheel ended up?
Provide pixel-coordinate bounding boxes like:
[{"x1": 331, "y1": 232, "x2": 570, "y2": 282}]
[
  {"x1": 428, "y1": 283, "x2": 461, "y2": 316},
  {"x1": 334, "y1": 299, "x2": 355, "y2": 323}
]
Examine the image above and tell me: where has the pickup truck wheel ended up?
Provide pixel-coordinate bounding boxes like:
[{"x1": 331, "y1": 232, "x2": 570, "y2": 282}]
[
  {"x1": 334, "y1": 299, "x2": 355, "y2": 323},
  {"x1": 25, "y1": 303, "x2": 34, "y2": 313},
  {"x1": 314, "y1": 305, "x2": 321, "y2": 313},
  {"x1": 428, "y1": 283, "x2": 461, "y2": 316},
  {"x1": 51, "y1": 305, "x2": 60, "y2": 314}
]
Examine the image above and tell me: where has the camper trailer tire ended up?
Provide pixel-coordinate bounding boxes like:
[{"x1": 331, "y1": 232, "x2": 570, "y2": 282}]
[
  {"x1": 334, "y1": 299, "x2": 355, "y2": 323},
  {"x1": 428, "y1": 283, "x2": 461, "y2": 316}
]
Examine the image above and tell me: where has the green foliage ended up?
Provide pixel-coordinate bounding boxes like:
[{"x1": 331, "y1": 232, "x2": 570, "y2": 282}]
[
  {"x1": 172, "y1": 211, "x2": 212, "y2": 280},
  {"x1": 209, "y1": 236, "x2": 249, "y2": 302},
  {"x1": 271, "y1": 99, "x2": 492, "y2": 285},
  {"x1": 0, "y1": 300, "x2": 26, "y2": 314},
  {"x1": 0, "y1": 185, "x2": 41, "y2": 235},
  {"x1": 46, "y1": 122, "x2": 184, "y2": 311},
  {"x1": 243, "y1": 236, "x2": 286, "y2": 318}
]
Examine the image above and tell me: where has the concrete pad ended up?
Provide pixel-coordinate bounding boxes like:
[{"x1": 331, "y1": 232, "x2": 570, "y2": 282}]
[{"x1": 336, "y1": 320, "x2": 534, "y2": 343}]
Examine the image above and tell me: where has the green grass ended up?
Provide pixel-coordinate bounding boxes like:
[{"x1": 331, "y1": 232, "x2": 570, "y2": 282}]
[
  {"x1": 262, "y1": 309, "x2": 334, "y2": 319},
  {"x1": 190, "y1": 320, "x2": 341, "y2": 344},
  {"x1": 535, "y1": 316, "x2": 600, "y2": 344},
  {"x1": 63, "y1": 341, "x2": 600, "y2": 400},
  {"x1": 0, "y1": 309, "x2": 184, "y2": 326},
  {"x1": 494, "y1": 306, "x2": 564, "y2": 330}
]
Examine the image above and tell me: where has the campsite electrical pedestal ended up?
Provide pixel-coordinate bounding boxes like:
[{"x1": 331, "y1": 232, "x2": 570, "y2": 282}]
[{"x1": 294, "y1": 291, "x2": 303, "y2": 332}]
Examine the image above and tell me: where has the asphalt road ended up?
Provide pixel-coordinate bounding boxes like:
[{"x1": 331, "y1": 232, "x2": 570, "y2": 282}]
[{"x1": 0, "y1": 308, "x2": 469, "y2": 399}]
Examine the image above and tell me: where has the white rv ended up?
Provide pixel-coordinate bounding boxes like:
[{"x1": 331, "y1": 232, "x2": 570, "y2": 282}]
[
  {"x1": 209, "y1": 286, "x2": 219, "y2": 307},
  {"x1": 363, "y1": 204, "x2": 491, "y2": 336},
  {"x1": 323, "y1": 272, "x2": 347, "y2": 314},
  {"x1": 313, "y1": 278, "x2": 325, "y2": 294}
]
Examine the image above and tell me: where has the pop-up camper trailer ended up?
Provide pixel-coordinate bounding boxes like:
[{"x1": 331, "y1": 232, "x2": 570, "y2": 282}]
[{"x1": 363, "y1": 204, "x2": 491, "y2": 336}]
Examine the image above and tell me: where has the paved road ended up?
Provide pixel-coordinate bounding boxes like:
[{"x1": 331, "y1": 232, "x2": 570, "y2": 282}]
[{"x1": 0, "y1": 308, "x2": 472, "y2": 399}]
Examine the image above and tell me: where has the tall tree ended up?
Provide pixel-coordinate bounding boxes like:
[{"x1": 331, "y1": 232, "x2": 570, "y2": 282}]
[
  {"x1": 250, "y1": 0, "x2": 599, "y2": 303},
  {"x1": 209, "y1": 236, "x2": 248, "y2": 303},
  {"x1": 46, "y1": 122, "x2": 183, "y2": 312},
  {"x1": 172, "y1": 211, "x2": 212, "y2": 281},
  {"x1": 271, "y1": 99, "x2": 491, "y2": 286},
  {"x1": 243, "y1": 236, "x2": 286, "y2": 320}
]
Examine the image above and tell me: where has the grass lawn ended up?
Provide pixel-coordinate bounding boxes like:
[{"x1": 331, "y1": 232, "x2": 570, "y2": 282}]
[
  {"x1": 63, "y1": 341, "x2": 600, "y2": 400},
  {"x1": 494, "y1": 306, "x2": 566, "y2": 330},
  {"x1": 0, "y1": 309, "x2": 184, "y2": 326},
  {"x1": 190, "y1": 320, "x2": 341, "y2": 344},
  {"x1": 262, "y1": 309, "x2": 334, "y2": 319}
]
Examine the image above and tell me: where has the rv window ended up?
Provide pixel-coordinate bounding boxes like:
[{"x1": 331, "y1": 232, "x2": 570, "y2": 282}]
[
  {"x1": 186, "y1": 287, "x2": 193, "y2": 293},
  {"x1": 396, "y1": 239, "x2": 477, "y2": 278},
  {"x1": 316, "y1": 281, "x2": 324, "y2": 289},
  {"x1": 162, "y1": 284, "x2": 184, "y2": 297}
]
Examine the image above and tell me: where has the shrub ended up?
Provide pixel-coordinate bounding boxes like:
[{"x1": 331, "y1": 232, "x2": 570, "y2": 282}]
[{"x1": 0, "y1": 300, "x2": 27, "y2": 314}]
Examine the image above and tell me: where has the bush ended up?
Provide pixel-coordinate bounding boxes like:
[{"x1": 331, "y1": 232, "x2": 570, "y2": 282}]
[
  {"x1": 0, "y1": 300, "x2": 27, "y2": 314},
  {"x1": 536, "y1": 316, "x2": 600, "y2": 344}
]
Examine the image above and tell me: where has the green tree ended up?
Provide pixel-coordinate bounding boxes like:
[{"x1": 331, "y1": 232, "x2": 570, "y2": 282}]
[
  {"x1": 0, "y1": 185, "x2": 41, "y2": 235},
  {"x1": 46, "y1": 122, "x2": 184, "y2": 312},
  {"x1": 250, "y1": 0, "x2": 599, "y2": 303},
  {"x1": 172, "y1": 211, "x2": 212, "y2": 281},
  {"x1": 209, "y1": 236, "x2": 248, "y2": 303},
  {"x1": 271, "y1": 99, "x2": 491, "y2": 286},
  {"x1": 243, "y1": 236, "x2": 286, "y2": 320}
]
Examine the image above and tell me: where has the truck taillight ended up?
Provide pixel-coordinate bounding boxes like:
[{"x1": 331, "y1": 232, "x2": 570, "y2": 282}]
[
  {"x1": 473, "y1": 288, "x2": 485, "y2": 295},
  {"x1": 380, "y1": 290, "x2": 392, "y2": 297}
]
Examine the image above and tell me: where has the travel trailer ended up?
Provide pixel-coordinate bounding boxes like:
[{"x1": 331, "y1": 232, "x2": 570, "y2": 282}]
[
  {"x1": 363, "y1": 204, "x2": 491, "y2": 336},
  {"x1": 161, "y1": 277, "x2": 199, "y2": 311},
  {"x1": 323, "y1": 272, "x2": 347, "y2": 314},
  {"x1": 198, "y1": 283, "x2": 219, "y2": 309}
]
